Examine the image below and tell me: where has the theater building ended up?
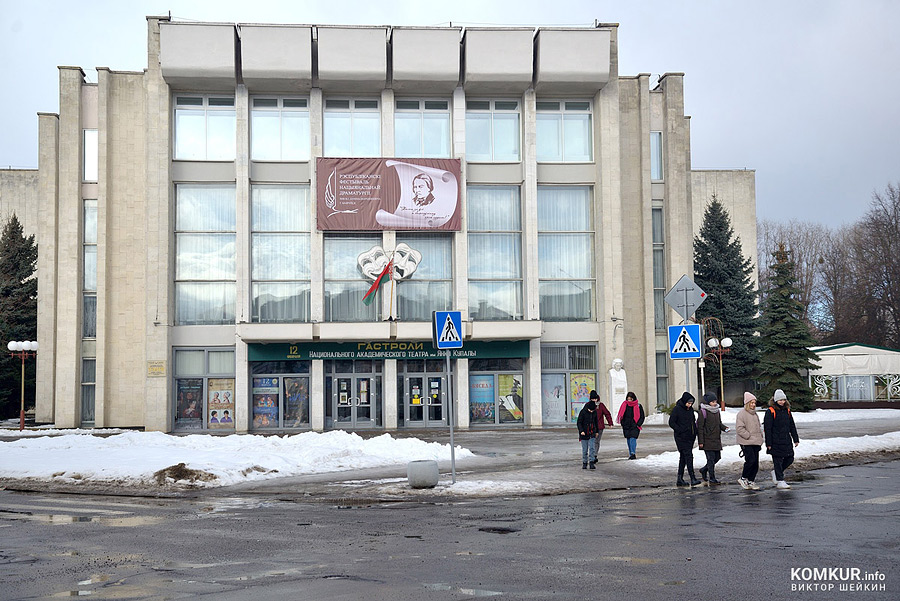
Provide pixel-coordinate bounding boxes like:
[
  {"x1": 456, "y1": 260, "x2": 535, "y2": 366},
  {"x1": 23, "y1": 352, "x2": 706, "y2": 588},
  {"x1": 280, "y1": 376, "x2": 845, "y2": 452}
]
[{"x1": 7, "y1": 17, "x2": 757, "y2": 432}]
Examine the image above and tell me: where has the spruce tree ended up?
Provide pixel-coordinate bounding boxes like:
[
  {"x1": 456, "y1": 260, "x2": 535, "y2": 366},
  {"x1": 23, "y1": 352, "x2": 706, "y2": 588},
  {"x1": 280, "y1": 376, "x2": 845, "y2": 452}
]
[
  {"x1": 693, "y1": 195, "x2": 759, "y2": 388},
  {"x1": 757, "y1": 244, "x2": 820, "y2": 411},
  {"x1": 0, "y1": 214, "x2": 38, "y2": 418}
]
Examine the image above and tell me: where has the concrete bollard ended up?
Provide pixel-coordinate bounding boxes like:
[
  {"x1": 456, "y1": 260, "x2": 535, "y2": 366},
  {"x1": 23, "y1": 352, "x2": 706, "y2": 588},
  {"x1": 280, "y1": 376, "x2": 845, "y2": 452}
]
[{"x1": 407, "y1": 460, "x2": 439, "y2": 489}]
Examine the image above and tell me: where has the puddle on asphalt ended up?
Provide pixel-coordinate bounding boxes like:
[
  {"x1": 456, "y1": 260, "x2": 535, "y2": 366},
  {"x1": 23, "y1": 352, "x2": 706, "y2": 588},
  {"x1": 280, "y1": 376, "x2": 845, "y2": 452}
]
[
  {"x1": 424, "y1": 583, "x2": 502, "y2": 596},
  {"x1": 50, "y1": 592, "x2": 92, "y2": 597},
  {"x1": 197, "y1": 498, "x2": 288, "y2": 514},
  {"x1": 0, "y1": 512, "x2": 166, "y2": 527}
]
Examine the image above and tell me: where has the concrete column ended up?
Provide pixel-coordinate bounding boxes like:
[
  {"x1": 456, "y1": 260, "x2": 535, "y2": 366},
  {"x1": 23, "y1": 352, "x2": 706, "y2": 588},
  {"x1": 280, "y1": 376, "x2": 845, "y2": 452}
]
[
  {"x1": 36, "y1": 113, "x2": 60, "y2": 424},
  {"x1": 383, "y1": 358, "x2": 398, "y2": 429},
  {"x1": 525, "y1": 338, "x2": 542, "y2": 427},
  {"x1": 521, "y1": 89, "x2": 539, "y2": 321},
  {"x1": 234, "y1": 338, "x2": 249, "y2": 433},
  {"x1": 234, "y1": 84, "x2": 251, "y2": 325},
  {"x1": 94, "y1": 71, "x2": 109, "y2": 428},
  {"x1": 452, "y1": 87, "x2": 468, "y2": 319},
  {"x1": 309, "y1": 88, "x2": 324, "y2": 323},
  {"x1": 454, "y1": 358, "x2": 469, "y2": 429},
  {"x1": 310, "y1": 359, "x2": 325, "y2": 430}
]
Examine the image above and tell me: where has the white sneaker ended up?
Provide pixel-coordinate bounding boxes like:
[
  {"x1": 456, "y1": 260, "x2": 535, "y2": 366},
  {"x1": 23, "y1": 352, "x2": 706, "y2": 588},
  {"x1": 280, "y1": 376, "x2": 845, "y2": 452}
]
[
  {"x1": 738, "y1": 478, "x2": 750, "y2": 490},
  {"x1": 776, "y1": 480, "x2": 791, "y2": 489},
  {"x1": 771, "y1": 470, "x2": 778, "y2": 483},
  {"x1": 749, "y1": 481, "x2": 760, "y2": 490}
]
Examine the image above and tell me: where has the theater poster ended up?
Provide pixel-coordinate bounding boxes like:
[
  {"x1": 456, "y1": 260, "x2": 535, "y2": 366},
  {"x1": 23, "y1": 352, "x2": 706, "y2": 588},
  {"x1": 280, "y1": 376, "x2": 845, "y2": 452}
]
[
  {"x1": 316, "y1": 158, "x2": 461, "y2": 231},
  {"x1": 569, "y1": 373, "x2": 596, "y2": 423}
]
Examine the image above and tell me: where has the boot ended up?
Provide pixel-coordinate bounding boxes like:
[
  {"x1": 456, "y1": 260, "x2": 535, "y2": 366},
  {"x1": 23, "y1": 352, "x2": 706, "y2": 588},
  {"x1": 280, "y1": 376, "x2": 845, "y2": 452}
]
[
  {"x1": 689, "y1": 472, "x2": 702, "y2": 486},
  {"x1": 699, "y1": 466, "x2": 708, "y2": 482},
  {"x1": 629, "y1": 454, "x2": 636, "y2": 460},
  {"x1": 589, "y1": 463, "x2": 596, "y2": 470},
  {"x1": 676, "y1": 478, "x2": 688, "y2": 486},
  {"x1": 582, "y1": 463, "x2": 588, "y2": 469},
  {"x1": 708, "y1": 467, "x2": 719, "y2": 484}
]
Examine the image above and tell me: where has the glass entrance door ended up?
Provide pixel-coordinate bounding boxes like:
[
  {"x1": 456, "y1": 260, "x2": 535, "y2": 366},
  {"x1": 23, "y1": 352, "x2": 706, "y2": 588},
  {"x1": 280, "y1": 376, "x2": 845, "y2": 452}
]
[
  {"x1": 332, "y1": 375, "x2": 376, "y2": 429},
  {"x1": 404, "y1": 375, "x2": 446, "y2": 427}
]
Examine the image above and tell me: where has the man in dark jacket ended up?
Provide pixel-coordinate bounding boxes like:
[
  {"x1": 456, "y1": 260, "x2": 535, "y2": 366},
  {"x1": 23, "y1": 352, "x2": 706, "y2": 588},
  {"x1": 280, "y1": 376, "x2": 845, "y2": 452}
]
[
  {"x1": 668, "y1": 392, "x2": 701, "y2": 486},
  {"x1": 764, "y1": 389, "x2": 800, "y2": 489},
  {"x1": 577, "y1": 400, "x2": 600, "y2": 469}
]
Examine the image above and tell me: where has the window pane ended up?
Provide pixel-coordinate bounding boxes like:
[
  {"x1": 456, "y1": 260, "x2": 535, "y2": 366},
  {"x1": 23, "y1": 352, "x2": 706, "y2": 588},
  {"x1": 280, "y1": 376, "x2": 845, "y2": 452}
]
[
  {"x1": 253, "y1": 233, "x2": 310, "y2": 280},
  {"x1": 563, "y1": 114, "x2": 591, "y2": 161},
  {"x1": 253, "y1": 282, "x2": 311, "y2": 323},
  {"x1": 83, "y1": 130, "x2": 98, "y2": 181},
  {"x1": 395, "y1": 113, "x2": 422, "y2": 157},
  {"x1": 541, "y1": 346, "x2": 567, "y2": 369},
  {"x1": 282, "y1": 112, "x2": 310, "y2": 161},
  {"x1": 568, "y1": 346, "x2": 597, "y2": 370},
  {"x1": 324, "y1": 112, "x2": 352, "y2": 156},
  {"x1": 465, "y1": 113, "x2": 492, "y2": 161},
  {"x1": 176, "y1": 233, "x2": 236, "y2": 280},
  {"x1": 324, "y1": 237, "x2": 379, "y2": 279},
  {"x1": 83, "y1": 295, "x2": 97, "y2": 338},
  {"x1": 492, "y1": 113, "x2": 520, "y2": 161},
  {"x1": 396, "y1": 235, "x2": 452, "y2": 279},
  {"x1": 252, "y1": 185, "x2": 309, "y2": 232},
  {"x1": 468, "y1": 281, "x2": 522, "y2": 320},
  {"x1": 650, "y1": 131, "x2": 663, "y2": 180},
  {"x1": 175, "y1": 350, "x2": 205, "y2": 376},
  {"x1": 654, "y1": 289, "x2": 666, "y2": 330},
  {"x1": 176, "y1": 282, "x2": 236, "y2": 325},
  {"x1": 652, "y1": 208, "x2": 664, "y2": 243},
  {"x1": 177, "y1": 185, "x2": 236, "y2": 231},
  {"x1": 398, "y1": 280, "x2": 451, "y2": 321},
  {"x1": 469, "y1": 233, "x2": 521, "y2": 278},
  {"x1": 175, "y1": 109, "x2": 205, "y2": 160},
  {"x1": 206, "y1": 110, "x2": 236, "y2": 160},
  {"x1": 467, "y1": 186, "x2": 521, "y2": 231},
  {"x1": 208, "y1": 350, "x2": 235, "y2": 375},
  {"x1": 83, "y1": 199, "x2": 98, "y2": 244},
  {"x1": 536, "y1": 114, "x2": 562, "y2": 162},
  {"x1": 652, "y1": 248, "x2": 665, "y2": 288},
  {"x1": 324, "y1": 281, "x2": 377, "y2": 322},
  {"x1": 353, "y1": 112, "x2": 381, "y2": 157},
  {"x1": 83, "y1": 246, "x2": 97, "y2": 291},
  {"x1": 537, "y1": 187, "x2": 591, "y2": 230},
  {"x1": 540, "y1": 280, "x2": 593, "y2": 321},
  {"x1": 538, "y1": 234, "x2": 592, "y2": 279},
  {"x1": 251, "y1": 110, "x2": 281, "y2": 161},
  {"x1": 422, "y1": 113, "x2": 450, "y2": 158}
]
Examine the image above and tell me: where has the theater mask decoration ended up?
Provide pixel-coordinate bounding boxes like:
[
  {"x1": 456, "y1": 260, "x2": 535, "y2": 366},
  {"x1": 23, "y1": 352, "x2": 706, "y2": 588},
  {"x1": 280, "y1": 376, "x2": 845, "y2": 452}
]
[{"x1": 357, "y1": 244, "x2": 422, "y2": 282}]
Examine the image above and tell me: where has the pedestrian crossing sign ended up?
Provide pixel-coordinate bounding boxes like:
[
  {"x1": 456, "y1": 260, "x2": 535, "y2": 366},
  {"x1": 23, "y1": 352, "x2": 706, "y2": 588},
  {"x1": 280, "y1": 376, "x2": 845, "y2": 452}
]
[
  {"x1": 668, "y1": 324, "x2": 702, "y2": 359},
  {"x1": 433, "y1": 311, "x2": 463, "y2": 350}
]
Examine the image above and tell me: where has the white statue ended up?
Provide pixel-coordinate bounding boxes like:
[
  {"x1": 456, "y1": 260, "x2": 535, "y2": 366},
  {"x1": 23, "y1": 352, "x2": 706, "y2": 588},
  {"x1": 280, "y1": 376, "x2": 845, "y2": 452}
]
[{"x1": 609, "y1": 358, "x2": 628, "y2": 420}]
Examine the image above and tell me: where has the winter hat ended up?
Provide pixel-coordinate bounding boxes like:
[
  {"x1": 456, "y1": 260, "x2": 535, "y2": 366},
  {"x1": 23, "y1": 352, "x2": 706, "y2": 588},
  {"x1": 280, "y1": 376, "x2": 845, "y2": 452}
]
[
  {"x1": 589, "y1": 390, "x2": 600, "y2": 401},
  {"x1": 743, "y1": 392, "x2": 757, "y2": 405},
  {"x1": 703, "y1": 392, "x2": 718, "y2": 405},
  {"x1": 678, "y1": 392, "x2": 695, "y2": 406},
  {"x1": 773, "y1": 389, "x2": 787, "y2": 402}
]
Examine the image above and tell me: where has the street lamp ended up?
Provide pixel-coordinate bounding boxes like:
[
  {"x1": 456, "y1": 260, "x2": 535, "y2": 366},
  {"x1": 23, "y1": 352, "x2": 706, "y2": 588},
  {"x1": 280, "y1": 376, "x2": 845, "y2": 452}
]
[
  {"x1": 7, "y1": 340, "x2": 38, "y2": 431},
  {"x1": 706, "y1": 335, "x2": 732, "y2": 408},
  {"x1": 698, "y1": 316, "x2": 732, "y2": 407}
]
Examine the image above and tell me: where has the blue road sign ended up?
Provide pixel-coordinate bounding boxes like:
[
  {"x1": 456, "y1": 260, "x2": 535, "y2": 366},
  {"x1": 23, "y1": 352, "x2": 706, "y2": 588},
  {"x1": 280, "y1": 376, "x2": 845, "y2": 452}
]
[
  {"x1": 668, "y1": 324, "x2": 702, "y2": 359},
  {"x1": 433, "y1": 311, "x2": 463, "y2": 349}
]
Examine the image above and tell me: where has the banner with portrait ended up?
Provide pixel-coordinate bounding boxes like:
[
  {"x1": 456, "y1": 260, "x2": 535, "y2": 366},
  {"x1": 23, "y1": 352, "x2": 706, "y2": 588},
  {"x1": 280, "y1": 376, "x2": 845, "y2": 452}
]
[
  {"x1": 316, "y1": 158, "x2": 461, "y2": 231},
  {"x1": 252, "y1": 377, "x2": 280, "y2": 429},
  {"x1": 207, "y1": 378, "x2": 235, "y2": 429}
]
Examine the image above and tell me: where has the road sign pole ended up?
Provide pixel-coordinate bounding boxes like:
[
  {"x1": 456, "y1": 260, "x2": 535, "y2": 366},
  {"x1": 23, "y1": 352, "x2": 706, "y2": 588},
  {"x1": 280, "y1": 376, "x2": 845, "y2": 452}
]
[{"x1": 447, "y1": 353, "x2": 455, "y2": 484}]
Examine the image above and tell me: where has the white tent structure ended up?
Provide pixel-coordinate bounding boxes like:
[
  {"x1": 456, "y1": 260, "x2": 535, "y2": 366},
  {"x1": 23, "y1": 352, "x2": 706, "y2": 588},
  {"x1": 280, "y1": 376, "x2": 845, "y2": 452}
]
[{"x1": 809, "y1": 344, "x2": 900, "y2": 404}]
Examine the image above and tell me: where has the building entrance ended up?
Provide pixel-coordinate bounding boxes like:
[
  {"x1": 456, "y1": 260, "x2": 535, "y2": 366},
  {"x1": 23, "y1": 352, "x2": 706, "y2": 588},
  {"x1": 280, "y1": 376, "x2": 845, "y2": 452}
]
[
  {"x1": 403, "y1": 374, "x2": 446, "y2": 427},
  {"x1": 328, "y1": 374, "x2": 377, "y2": 429}
]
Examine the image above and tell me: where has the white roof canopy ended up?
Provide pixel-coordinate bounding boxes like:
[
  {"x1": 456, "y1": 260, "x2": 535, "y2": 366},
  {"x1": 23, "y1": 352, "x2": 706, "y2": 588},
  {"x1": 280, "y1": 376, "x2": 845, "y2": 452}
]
[{"x1": 810, "y1": 344, "x2": 900, "y2": 376}]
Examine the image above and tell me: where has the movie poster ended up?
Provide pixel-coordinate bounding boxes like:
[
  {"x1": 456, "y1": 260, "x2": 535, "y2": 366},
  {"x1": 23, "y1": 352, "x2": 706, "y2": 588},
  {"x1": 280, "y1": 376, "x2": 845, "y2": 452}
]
[
  {"x1": 498, "y1": 374, "x2": 524, "y2": 423},
  {"x1": 207, "y1": 378, "x2": 235, "y2": 429},
  {"x1": 541, "y1": 374, "x2": 567, "y2": 424},
  {"x1": 175, "y1": 379, "x2": 203, "y2": 430},
  {"x1": 469, "y1": 374, "x2": 495, "y2": 424},
  {"x1": 252, "y1": 377, "x2": 280, "y2": 429},
  {"x1": 283, "y1": 377, "x2": 309, "y2": 428},
  {"x1": 569, "y1": 373, "x2": 596, "y2": 423}
]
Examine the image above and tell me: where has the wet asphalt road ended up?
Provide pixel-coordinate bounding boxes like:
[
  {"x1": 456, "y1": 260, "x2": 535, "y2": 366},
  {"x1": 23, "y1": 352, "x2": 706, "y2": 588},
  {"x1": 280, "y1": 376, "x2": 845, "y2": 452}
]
[{"x1": 1, "y1": 461, "x2": 898, "y2": 601}]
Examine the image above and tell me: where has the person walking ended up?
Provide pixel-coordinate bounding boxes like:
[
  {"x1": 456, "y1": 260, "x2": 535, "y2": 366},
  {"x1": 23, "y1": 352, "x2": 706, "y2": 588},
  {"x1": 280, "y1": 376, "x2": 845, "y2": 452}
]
[
  {"x1": 735, "y1": 391, "x2": 763, "y2": 490},
  {"x1": 668, "y1": 392, "x2": 701, "y2": 486},
  {"x1": 617, "y1": 391, "x2": 645, "y2": 459},
  {"x1": 697, "y1": 392, "x2": 729, "y2": 484},
  {"x1": 764, "y1": 389, "x2": 800, "y2": 489},
  {"x1": 577, "y1": 399, "x2": 600, "y2": 469},
  {"x1": 591, "y1": 390, "x2": 614, "y2": 461}
]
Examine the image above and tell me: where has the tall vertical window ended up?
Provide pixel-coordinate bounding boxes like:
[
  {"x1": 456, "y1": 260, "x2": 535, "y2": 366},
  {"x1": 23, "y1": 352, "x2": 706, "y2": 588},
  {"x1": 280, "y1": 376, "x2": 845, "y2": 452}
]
[
  {"x1": 468, "y1": 186, "x2": 522, "y2": 320},
  {"x1": 83, "y1": 129, "x2": 98, "y2": 182},
  {"x1": 395, "y1": 234, "x2": 452, "y2": 321},
  {"x1": 81, "y1": 358, "x2": 96, "y2": 424},
  {"x1": 174, "y1": 348, "x2": 236, "y2": 431},
  {"x1": 324, "y1": 235, "x2": 381, "y2": 322},
  {"x1": 655, "y1": 351, "x2": 669, "y2": 411},
  {"x1": 175, "y1": 185, "x2": 236, "y2": 325},
  {"x1": 251, "y1": 185, "x2": 311, "y2": 322},
  {"x1": 174, "y1": 95, "x2": 236, "y2": 161},
  {"x1": 650, "y1": 131, "x2": 663, "y2": 180},
  {"x1": 394, "y1": 99, "x2": 451, "y2": 158},
  {"x1": 536, "y1": 100, "x2": 592, "y2": 162},
  {"x1": 83, "y1": 199, "x2": 97, "y2": 338},
  {"x1": 250, "y1": 97, "x2": 310, "y2": 161},
  {"x1": 538, "y1": 186, "x2": 594, "y2": 320},
  {"x1": 465, "y1": 100, "x2": 521, "y2": 162},
  {"x1": 652, "y1": 207, "x2": 666, "y2": 330},
  {"x1": 324, "y1": 98, "x2": 380, "y2": 157}
]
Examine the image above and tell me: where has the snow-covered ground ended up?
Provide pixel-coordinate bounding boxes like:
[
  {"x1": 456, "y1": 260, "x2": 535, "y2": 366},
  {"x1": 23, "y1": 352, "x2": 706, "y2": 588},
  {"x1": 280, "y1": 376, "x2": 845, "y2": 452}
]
[{"x1": 1, "y1": 409, "x2": 898, "y2": 493}]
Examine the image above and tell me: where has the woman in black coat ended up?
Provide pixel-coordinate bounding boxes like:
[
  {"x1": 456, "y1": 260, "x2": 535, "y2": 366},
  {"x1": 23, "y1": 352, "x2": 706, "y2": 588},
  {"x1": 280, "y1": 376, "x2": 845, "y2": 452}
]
[
  {"x1": 668, "y1": 392, "x2": 700, "y2": 486},
  {"x1": 764, "y1": 389, "x2": 800, "y2": 489}
]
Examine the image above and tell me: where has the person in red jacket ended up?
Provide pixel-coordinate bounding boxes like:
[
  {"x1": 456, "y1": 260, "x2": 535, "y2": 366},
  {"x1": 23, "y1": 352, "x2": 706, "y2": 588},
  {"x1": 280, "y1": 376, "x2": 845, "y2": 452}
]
[{"x1": 591, "y1": 390, "x2": 614, "y2": 465}]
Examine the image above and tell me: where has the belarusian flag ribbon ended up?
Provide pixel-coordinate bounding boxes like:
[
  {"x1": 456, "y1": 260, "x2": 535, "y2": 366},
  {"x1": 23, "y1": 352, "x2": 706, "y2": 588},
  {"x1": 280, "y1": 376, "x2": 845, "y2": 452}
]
[{"x1": 362, "y1": 260, "x2": 393, "y2": 306}]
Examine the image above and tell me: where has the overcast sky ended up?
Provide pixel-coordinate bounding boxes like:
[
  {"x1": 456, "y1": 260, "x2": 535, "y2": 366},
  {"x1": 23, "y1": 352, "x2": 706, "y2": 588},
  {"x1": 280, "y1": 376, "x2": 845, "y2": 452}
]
[{"x1": 1, "y1": 0, "x2": 897, "y2": 226}]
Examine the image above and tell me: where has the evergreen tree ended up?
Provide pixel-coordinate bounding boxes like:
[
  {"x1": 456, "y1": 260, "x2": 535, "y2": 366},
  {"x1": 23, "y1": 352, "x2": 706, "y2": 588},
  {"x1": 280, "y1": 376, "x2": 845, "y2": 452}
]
[
  {"x1": 757, "y1": 244, "x2": 820, "y2": 411},
  {"x1": 0, "y1": 214, "x2": 38, "y2": 418},
  {"x1": 693, "y1": 195, "x2": 759, "y2": 387}
]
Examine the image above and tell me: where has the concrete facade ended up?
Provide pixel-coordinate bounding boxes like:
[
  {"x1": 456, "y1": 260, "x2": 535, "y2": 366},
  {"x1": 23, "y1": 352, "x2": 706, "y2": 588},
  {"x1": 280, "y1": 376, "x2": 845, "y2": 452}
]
[{"x1": 10, "y1": 17, "x2": 756, "y2": 433}]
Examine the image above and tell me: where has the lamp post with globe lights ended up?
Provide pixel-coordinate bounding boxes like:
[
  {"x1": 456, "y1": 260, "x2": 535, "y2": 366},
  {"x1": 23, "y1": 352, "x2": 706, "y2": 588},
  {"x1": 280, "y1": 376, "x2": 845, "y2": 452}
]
[
  {"x1": 698, "y1": 317, "x2": 731, "y2": 407},
  {"x1": 7, "y1": 340, "x2": 38, "y2": 431}
]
